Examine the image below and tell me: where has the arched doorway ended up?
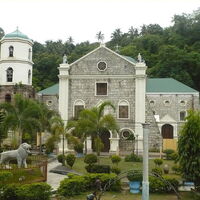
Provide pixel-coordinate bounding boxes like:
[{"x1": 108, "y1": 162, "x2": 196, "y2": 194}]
[
  {"x1": 162, "y1": 124, "x2": 173, "y2": 139},
  {"x1": 92, "y1": 129, "x2": 110, "y2": 152},
  {"x1": 161, "y1": 124, "x2": 177, "y2": 150}
]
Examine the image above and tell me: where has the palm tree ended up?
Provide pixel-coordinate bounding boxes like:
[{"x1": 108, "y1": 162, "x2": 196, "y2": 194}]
[
  {"x1": 96, "y1": 31, "x2": 104, "y2": 43},
  {"x1": 67, "y1": 101, "x2": 119, "y2": 156},
  {"x1": 36, "y1": 102, "x2": 57, "y2": 153},
  {"x1": 0, "y1": 94, "x2": 41, "y2": 145},
  {"x1": 0, "y1": 110, "x2": 7, "y2": 147}
]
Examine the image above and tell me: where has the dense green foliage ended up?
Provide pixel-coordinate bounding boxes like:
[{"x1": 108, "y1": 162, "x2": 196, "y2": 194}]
[
  {"x1": 154, "y1": 159, "x2": 163, "y2": 166},
  {"x1": 178, "y1": 110, "x2": 200, "y2": 188},
  {"x1": 127, "y1": 170, "x2": 143, "y2": 181},
  {"x1": 1, "y1": 183, "x2": 51, "y2": 200},
  {"x1": 85, "y1": 164, "x2": 111, "y2": 173},
  {"x1": 58, "y1": 173, "x2": 121, "y2": 197},
  {"x1": 124, "y1": 153, "x2": 142, "y2": 162},
  {"x1": 66, "y1": 153, "x2": 76, "y2": 168},
  {"x1": 110, "y1": 155, "x2": 121, "y2": 166},
  {"x1": 84, "y1": 154, "x2": 98, "y2": 165},
  {"x1": 2, "y1": 9, "x2": 199, "y2": 92}
]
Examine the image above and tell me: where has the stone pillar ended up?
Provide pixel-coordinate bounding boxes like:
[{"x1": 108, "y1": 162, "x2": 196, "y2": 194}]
[
  {"x1": 142, "y1": 123, "x2": 150, "y2": 200},
  {"x1": 109, "y1": 138, "x2": 120, "y2": 154},
  {"x1": 57, "y1": 59, "x2": 70, "y2": 152},
  {"x1": 135, "y1": 58, "x2": 147, "y2": 153}
]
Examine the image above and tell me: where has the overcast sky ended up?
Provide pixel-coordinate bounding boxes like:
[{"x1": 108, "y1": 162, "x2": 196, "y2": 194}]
[{"x1": 1, "y1": 0, "x2": 199, "y2": 44}]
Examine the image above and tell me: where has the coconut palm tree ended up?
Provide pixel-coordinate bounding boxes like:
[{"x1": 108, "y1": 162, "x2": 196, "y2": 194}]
[
  {"x1": 0, "y1": 94, "x2": 41, "y2": 145},
  {"x1": 67, "y1": 101, "x2": 119, "y2": 156},
  {"x1": 96, "y1": 31, "x2": 104, "y2": 43},
  {"x1": 36, "y1": 102, "x2": 58, "y2": 153}
]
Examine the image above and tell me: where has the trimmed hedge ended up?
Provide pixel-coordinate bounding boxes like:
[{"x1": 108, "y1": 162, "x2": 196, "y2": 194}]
[
  {"x1": 149, "y1": 177, "x2": 179, "y2": 193},
  {"x1": 84, "y1": 154, "x2": 98, "y2": 165},
  {"x1": 85, "y1": 164, "x2": 111, "y2": 173},
  {"x1": 1, "y1": 183, "x2": 52, "y2": 200},
  {"x1": 66, "y1": 154, "x2": 76, "y2": 168},
  {"x1": 58, "y1": 173, "x2": 121, "y2": 197},
  {"x1": 124, "y1": 153, "x2": 142, "y2": 162}
]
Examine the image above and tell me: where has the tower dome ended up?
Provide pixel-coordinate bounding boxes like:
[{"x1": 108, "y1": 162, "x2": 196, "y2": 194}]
[{"x1": 3, "y1": 28, "x2": 30, "y2": 40}]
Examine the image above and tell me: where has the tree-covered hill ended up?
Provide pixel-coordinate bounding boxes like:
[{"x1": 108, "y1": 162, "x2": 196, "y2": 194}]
[{"x1": 1, "y1": 9, "x2": 200, "y2": 92}]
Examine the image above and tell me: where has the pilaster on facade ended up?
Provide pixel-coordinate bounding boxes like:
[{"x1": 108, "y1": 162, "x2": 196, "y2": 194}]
[{"x1": 134, "y1": 61, "x2": 147, "y2": 152}]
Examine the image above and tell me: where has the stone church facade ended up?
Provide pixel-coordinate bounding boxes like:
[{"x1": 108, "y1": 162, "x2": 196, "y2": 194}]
[
  {"x1": 0, "y1": 29, "x2": 199, "y2": 154},
  {"x1": 39, "y1": 44, "x2": 199, "y2": 154}
]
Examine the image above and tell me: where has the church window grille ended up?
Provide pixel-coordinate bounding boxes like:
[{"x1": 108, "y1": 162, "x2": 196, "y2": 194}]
[
  {"x1": 164, "y1": 100, "x2": 170, "y2": 106},
  {"x1": 150, "y1": 100, "x2": 155, "y2": 106},
  {"x1": 118, "y1": 100, "x2": 129, "y2": 119},
  {"x1": 9, "y1": 46, "x2": 14, "y2": 57},
  {"x1": 6, "y1": 67, "x2": 13, "y2": 82},
  {"x1": 97, "y1": 61, "x2": 107, "y2": 71},
  {"x1": 73, "y1": 100, "x2": 85, "y2": 119},
  {"x1": 96, "y1": 83, "x2": 107, "y2": 96},
  {"x1": 28, "y1": 48, "x2": 31, "y2": 60},
  {"x1": 5, "y1": 94, "x2": 11, "y2": 103},
  {"x1": 28, "y1": 70, "x2": 31, "y2": 84},
  {"x1": 180, "y1": 111, "x2": 186, "y2": 121},
  {"x1": 180, "y1": 100, "x2": 186, "y2": 106}
]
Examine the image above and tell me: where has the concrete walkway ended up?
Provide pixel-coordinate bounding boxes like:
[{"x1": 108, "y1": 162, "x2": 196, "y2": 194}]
[{"x1": 47, "y1": 160, "x2": 68, "y2": 190}]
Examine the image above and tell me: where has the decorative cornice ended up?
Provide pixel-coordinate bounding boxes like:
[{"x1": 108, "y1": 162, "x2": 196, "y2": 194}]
[{"x1": 0, "y1": 59, "x2": 33, "y2": 65}]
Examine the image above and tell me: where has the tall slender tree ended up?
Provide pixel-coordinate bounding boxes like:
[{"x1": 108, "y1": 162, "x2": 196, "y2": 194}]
[
  {"x1": 67, "y1": 101, "x2": 119, "y2": 156},
  {"x1": 0, "y1": 94, "x2": 41, "y2": 145},
  {"x1": 96, "y1": 31, "x2": 104, "y2": 43}
]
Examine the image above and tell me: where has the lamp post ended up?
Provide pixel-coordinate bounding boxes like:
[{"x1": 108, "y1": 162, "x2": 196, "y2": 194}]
[
  {"x1": 142, "y1": 123, "x2": 150, "y2": 200},
  {"x1": 136, "y1": 134, "x2": 139, "y2": 156}
]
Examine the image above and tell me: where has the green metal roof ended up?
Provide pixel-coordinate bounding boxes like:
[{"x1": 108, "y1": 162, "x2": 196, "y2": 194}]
[
  {"x1": 38, "y1": 83, "x2": 59, "y2": 95},
  {"x1": 38, "y1": 78, "x2": 198, "y2": 95},
  {"x1": 4, "y1": 29, "x2": 29, "y2": 40},
  {"x1": 146, "y1": 78, "x2": 198, "y2": 93},
  {"x1": 121, "y1": 55, "x2": 136, "y2": 64}
]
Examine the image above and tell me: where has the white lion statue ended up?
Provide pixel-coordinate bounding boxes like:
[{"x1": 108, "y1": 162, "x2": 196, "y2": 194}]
[{"x1": 0, "y1": 143, "x2": 31, "y2": 168}]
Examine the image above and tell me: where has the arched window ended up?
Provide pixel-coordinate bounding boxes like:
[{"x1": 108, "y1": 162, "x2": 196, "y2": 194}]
[
  {"x1": 118, "y1": 100, "x2": 129, "y2": 119},
  {"x1": 6, "y1": 67, "x2": 13, "y2": 82},
  {"x1": 73, "y1": 99, "x2": 85, "y2": 119},
  {"x1": 162, "y1": 124, "x2": 173, "y2": 139},
  {"x1": 28, "y1": 48, "x2": 31, "y2": 60},
  {"x1": 9, "y1": 46, "x2": 14, "y2": 57},
  {"x1": 180, "y1": 111, "x2": 186, "y2": 121},
  {"x1": 28, "y1": 70, "x2": 31, "y2": 84},
  {"x1": 5, "y1": 94, "x2": 11, "y2": 103}
]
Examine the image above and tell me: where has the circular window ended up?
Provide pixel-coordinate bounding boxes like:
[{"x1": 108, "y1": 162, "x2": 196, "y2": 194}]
[
  {"x1": 97, "y1": 61, "x2": 107, "y2": 71},
  {"x1": 164, "y1": 100, "x2": 170, "y2": 106},
  {"x1": 180, "y1": 100, "x2": 186, "y2": 106},
  {"x1": 150, "y1": 100, "x2": 155, "y2": 106},
  {"x1": 121, "y1": 130, "x2": 134, "y2": 140},
  {"x1": 46, "y1": 100, "x2": 52, "y2": 106}
]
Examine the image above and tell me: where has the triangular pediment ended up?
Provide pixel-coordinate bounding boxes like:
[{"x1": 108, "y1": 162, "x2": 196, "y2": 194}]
[{"x1": 160, "y1": 114, "x2": 176, "y2": 122}]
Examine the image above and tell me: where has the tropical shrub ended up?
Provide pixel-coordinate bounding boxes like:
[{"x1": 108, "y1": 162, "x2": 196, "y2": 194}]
[
  {"x1": 58, "y1": 173, "x2": 121, "y2": 197},
  {"x1": 163, "y1": 149, "x2": 175, "y2": 160},
  {"x1": 85, "y1": 164, "x2": 111, "y2": 173},
  {"x1": 66, "y1": 154, "x2": 76, "y2": 168},
  {"x1": 111, "y1": 166, "x2": 121, "y2": 175},
  {"x1": 172, "y1": 165, "x2": 181, "y2": 175},
  {"x1": 84, "y1": 154, "x2": 97, "y2": 165},
  {"x1": 124, "y1": 153, "x2": 142, "y2": 162},
  {"x1": 0, "y1": 171, "x2": 13, "y2": 185},
  {"x1": 57, "y1": 154, "x2": 66, "y2": 165},
  {"x1": 154, "y1": 158, "x2": 163, "y2": 166},
  {"x1": 149, "y1": 177, "x2": 179, "y2": 193},
  {"x1": 1, "y1": 183, "x2": 52, "y2": 200},
  {"x1": 110, "y1": 155, "x2": 121, "y2": 166},
  {"x1": 74, "y1": 143, "x2": 84, "y2": 153},
  {"x1": 152, "y1": 167, "x2": 163, "y2": 176},
  {"x1": 127, "y1": 170, "x2": 142, "y2": 181}
]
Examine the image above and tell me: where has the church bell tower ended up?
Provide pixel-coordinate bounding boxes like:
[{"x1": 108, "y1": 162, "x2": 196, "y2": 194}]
[{"x1": 0, "y1": 28, "x2": 34, "y2": 103}]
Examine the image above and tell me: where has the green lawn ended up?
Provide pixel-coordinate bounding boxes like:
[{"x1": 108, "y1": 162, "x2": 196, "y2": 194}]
[
  {"x1": 72, "y1": 156, "x2": 181, "y2": 180},
  {"x1": 58, "y1": 191, "x2": 193, "y2": 200}
]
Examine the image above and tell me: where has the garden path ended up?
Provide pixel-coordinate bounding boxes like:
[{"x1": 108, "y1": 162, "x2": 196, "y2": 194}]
[{"x1": 47, "y1": 159, "x2": 67, "y2": 190}]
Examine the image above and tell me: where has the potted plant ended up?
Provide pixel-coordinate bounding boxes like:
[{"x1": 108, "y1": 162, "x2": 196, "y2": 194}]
[
  {"x1": 127, "y1": 170, "x2": 142, "y2": 194},
  {"x1": 74, "y1": 143, "x2": 84, "y2": 157}
]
